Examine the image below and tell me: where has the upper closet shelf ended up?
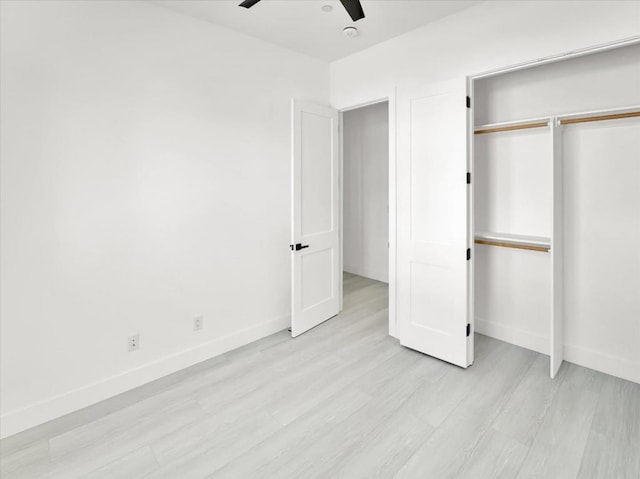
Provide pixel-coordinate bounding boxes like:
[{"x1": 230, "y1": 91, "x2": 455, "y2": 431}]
[
  {"x1": 558, "y1": 105, "x2": 640, "y2": 126},
  {"x1": 474, "y1": 106, "x2": 640, "y2": 134},
  {"x1": 475, "y1": 231, "x2": 551, "y2": 252},
  {"x1": 474, "y1": 117, "x2": 551, "y2": 135}
]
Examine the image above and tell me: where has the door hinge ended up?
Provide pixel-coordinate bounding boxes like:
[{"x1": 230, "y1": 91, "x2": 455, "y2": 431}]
[
  {"x1": 466, "y1": 96, "x2": 471, "y2": 108},
  {"x1": 466, "y1": 248, "x2": 471, "y2": 261},
  {"x1": 466, "y1": 323, "x2": 471, "y2": 337},
  {"x1": 466, "y1": 172, "x2": 471, "y2": 184}
]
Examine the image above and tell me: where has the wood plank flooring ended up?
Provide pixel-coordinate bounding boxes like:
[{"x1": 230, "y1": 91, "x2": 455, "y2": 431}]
[{"x1": 1, "y1": 273, "x2": 639, "y2": 478}]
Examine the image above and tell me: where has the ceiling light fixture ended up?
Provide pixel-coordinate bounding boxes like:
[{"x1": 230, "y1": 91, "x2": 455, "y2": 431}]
[
  {"x1": 343, "y1": 26, "x2": 359, "y2": 38},
  {"x1": 321, "y1": 5, "x2": 333, "y2": 12}
]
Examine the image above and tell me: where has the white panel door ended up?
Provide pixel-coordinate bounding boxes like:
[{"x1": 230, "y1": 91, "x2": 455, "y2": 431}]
[
  {"x1": 291, "y1": 100, "x2": 340, "y2": 337},
  {"x1": 396, "y1": 78, "x2": 471, "y2": 367}
]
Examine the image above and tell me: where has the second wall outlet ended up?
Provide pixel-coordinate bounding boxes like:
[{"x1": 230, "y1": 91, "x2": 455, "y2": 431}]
[
  {"x1": 128, "y1": 334, "x2": 140, "y2": 352},
  {"x1": 193, "y1": 316, "x2": 203, "y2": 331}
]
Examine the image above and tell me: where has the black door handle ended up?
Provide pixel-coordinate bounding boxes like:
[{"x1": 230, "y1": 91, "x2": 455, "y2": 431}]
[{"x1": 290, "y1": 243, "x2": 309, "y2": 251}]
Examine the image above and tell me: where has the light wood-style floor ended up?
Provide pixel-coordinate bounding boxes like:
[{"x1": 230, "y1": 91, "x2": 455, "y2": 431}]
[{"x1": 2, "y1": 273, "x2": 639, "y2": 478}]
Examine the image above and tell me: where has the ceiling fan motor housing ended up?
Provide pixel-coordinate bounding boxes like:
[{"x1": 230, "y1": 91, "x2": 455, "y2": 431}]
[{"x1": 239, "y1": 0, "x2": 365, "y2": 22}]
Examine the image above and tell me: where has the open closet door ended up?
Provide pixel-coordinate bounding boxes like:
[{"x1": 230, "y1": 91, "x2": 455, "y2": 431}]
[
  {"x1": 396, "y1": 78, "x2": 472, "y2": 367},
  {"x1": 291, "y1": 100, "x2": 340, "y2": 337}
]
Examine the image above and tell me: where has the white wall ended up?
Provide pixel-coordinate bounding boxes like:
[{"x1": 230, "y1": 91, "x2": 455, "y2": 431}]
[
  {"x1": 330, "y1": 0, "x2": 640, "y2": 382},
  {"x1": 331, "y1": 1, "x2": 640, "y2": 109},
  {"x1": 0, "y1": 0, "x2": 329, "y2": 437},
  {"x1": 474, "y1": 43, "x2": 640, "y2": 124},
  {"x1": 343, "y1": 102, "x2": 389, "y2": 283},
  {"x1": 563, "y1": 118, "x2": 640, "y2": 383}
]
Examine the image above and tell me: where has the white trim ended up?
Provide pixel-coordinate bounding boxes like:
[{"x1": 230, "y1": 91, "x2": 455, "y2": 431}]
[
  {"x1": 466, "y1": 77, "x2": 474, "y2": 365},
  {"x1": 0, "y1": 315, "x2": 290, "y2": 439},
  {"x1": 470, "y1": 36, "x2": 640, "y2": 80},
  {"x1": 339, "y1": 110, "x2": 344, "y2": 313},
  {"x1": 477, "y1": 319, "x2": 640, "y2": 385},
  {"x1": 339, "y1": 96, "x2": 389, "y2": 113},
  {"x1": 475, "y1": 317, "x2": 549, "y2": 355},
  {"x1": 387, "y1": 92, "x2": 398, "y2": 338},
  {"x1": 549, "y1": 117, "x2": 564, "y2": 378},
  {"x1": 564, "y1": 344, "x2": 640, "y2": 385}
]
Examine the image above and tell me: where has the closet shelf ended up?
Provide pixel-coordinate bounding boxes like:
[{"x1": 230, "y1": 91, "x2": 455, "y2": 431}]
[
  {"x1": 474, "y1": 107, "x2": 640, "y2": 134},
  {"x1": 474, "y1": 118, "x2": 550, "y2": 135},
  {"x1": 558, "y1": 109, "x2": 640, "y2": 126},
  {"x1": 474, "y1": 232, "x2": 550, "y2": 252}
]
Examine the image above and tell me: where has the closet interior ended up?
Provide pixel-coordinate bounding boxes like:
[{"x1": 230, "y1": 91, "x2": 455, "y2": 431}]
[{"x1": 472, "y1": 43, "x2": 640, "y2": 381}]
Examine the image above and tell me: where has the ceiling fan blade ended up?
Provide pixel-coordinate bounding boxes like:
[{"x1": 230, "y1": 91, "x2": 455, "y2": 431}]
[
  {"x1": 339, "y1": 0, "x2": 365, "y2": 22},
  {"x1": 239, "y1": 0, "x2": 262, "y2": 8}
]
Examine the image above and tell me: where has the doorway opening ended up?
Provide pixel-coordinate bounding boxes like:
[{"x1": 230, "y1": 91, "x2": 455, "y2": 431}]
[{"x1": 341, "y1": 101, "x2": 390, "y2": 317}]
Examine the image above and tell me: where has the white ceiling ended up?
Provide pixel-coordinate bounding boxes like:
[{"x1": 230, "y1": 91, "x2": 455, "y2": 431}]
[{"x1": 151, "y1": 0, "x2": 482, "y2": 62}]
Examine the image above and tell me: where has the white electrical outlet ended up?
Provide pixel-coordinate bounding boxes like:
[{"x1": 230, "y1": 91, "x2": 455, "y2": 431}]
[
  {"x1": 193, "y1": 316, "x2": 203, "y2": 331},
  {"x1": 128, "y1": 334, "x2": 140, "y2": 352}
]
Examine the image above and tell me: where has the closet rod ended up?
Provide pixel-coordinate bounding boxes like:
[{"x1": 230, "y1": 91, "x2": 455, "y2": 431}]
[
  {"x1": 474, "y1": 239, "x2": 550, "y2": 253},
  {"x1": 474, "y1": 121, "x2": 549, "y2": 135},
  {"x1": 559, "y1": 110, "x2": 640, "y2": 125}
]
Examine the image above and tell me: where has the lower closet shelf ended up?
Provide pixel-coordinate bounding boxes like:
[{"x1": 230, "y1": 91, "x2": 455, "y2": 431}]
[{"x1": 474, "y1": 232, "x2": 551, "y2": 252}]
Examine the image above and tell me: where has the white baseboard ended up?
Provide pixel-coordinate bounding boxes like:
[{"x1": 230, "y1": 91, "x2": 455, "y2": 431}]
[
  {"x1": 475, "y1": 317, "x2": 549, "y2": 355},
  {"x1": 0, "y1": 315, "x2": 290, "y2": 439},
  {"x1": 476, "y1": 317, "x2": 639, "y2": 384},
  {"x1": 564, "y1": 343, "x2": 640, "y2": 384},
  {"x1": 344, "y1": 264, "x2": 388, "y2": 284}
]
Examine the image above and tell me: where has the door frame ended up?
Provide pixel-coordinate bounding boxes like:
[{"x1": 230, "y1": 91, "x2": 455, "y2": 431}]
[{"x1": 338, "y1": 92, "x2": 397, "y2": 335}]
